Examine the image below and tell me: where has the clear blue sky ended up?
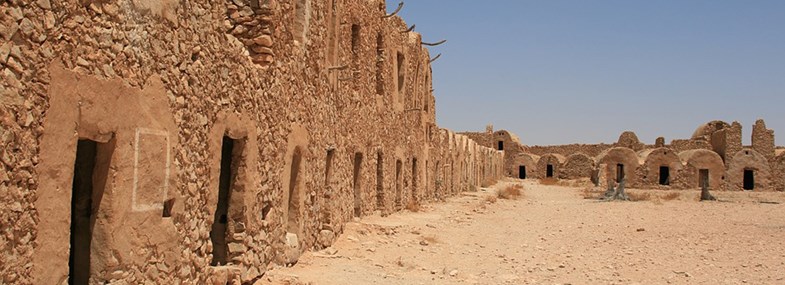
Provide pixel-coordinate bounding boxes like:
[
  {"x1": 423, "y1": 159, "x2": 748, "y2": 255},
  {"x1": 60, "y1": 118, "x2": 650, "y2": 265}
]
[{"x1": 388, "y1": 1, "x2": 785, "y2": 146}]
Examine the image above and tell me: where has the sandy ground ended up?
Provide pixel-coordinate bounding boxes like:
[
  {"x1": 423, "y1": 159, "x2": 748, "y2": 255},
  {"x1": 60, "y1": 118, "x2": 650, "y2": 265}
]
[{"x1": 260, "y1": 179, "x2": 785, "y2": 285}]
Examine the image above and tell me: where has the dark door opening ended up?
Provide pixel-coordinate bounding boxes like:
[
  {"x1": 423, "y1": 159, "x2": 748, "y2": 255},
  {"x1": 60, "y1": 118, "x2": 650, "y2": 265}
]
[
  {"x1": 449, "y1": 163, "x2": 454, "y2": 194},
  {"x1": 375, "y1": 33, "x2": 384, "y2": 95},
  {"x1": 70, "y1": 139, "x2": 112, "y2": 285},
  {"x1": 322, "y1": 149, "x2": 334, "y2": 224},
  {"x1": 743, "y1": 169, "x2": 754, "y2": 190},
  {"x1": 411, "y1": 158, "x2": 418, "y2": 201},
  {"x1": 425, "y1": 160, "x2": 429, "y2": 198},
  {"x1": 396, "y1": 52, "x2": 405, "y2": 93},
  {"x1": 211, "y1": 136, "x2": 236, "y2": 266},
  {"x1": 353, "y1": 153, "x2": 363, "y2": 217},
  {"x1": 395, "y1": 160, "x2": 403, "y2": 209},
  {"x1": 287, "y1": 147, "x2": 303, "y2": 233},
  {"x1": 376, "y1": 152, "x2": 384, "y2": 209},
  {"x1": 659, "y1": 166, "x2": 670, "y2": 185},
  {"x1": 699, "y1": 169, "x2": 709, "y2": 189},
  {"x1": 324, "y1": 149, "x2": 334, "y2": 185},
  {"x1": 497, "y1": 141, "x2": 504, "y2": 150},
  {"x1": 616, "y1": 164, "x2": 625, "y2": 182},
  {"x1": 546, "y1": 164, "x2": 554, "y2": 178},
  {"x1": 518, "y1": 165, "x2": 526, "y2": 179}
]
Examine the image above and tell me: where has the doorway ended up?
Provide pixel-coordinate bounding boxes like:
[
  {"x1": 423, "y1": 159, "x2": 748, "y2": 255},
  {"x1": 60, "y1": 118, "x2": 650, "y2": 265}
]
[
  {"x1": 70, "y1": 139, "x2": 111, "y2": 285},
  {"x1": 211, "y1": 136, "x2": 237, "y2": 266},
  {"x1": 411, "y1": 158, "x2": 418, "y2": 201},
  {"x1": 546, "y1": 164, "x2": 554, "y2": 178},
  {"x1": 743, "y1": 169, "x2": 754, "y2": 190},
  {"x1": 395, "y1": 160, "x2": 402, "y2": 209},
  {"x1": 659, "y1": 166, "x2": 670, "y2": 185},
  {"x1": 376, "y1": 152, "x2": 384, "y2": 209},
  {"x1": 616, "y1": 164, "x2": 625, "y2": 182},
  {"x1": 518, "y1": 165, "x2": 526, "y2": 179},
  {"x1": 353, "y1": 152, "x2": 363, "y2": 217},
  {"x1": 699, "y1": 169, "x2": 709, "y2": 189}
]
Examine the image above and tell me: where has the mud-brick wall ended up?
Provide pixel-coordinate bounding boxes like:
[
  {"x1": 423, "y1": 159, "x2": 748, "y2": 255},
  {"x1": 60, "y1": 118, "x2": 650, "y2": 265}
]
[{"x1": 0, "y1": 0, "x2": 503, "y2": 284}]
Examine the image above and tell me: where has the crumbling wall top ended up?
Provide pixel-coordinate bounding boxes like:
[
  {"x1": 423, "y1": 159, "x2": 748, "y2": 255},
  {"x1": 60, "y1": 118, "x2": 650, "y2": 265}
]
[
  {"x1": 616, "y1": 131, "x2": 644, "y2": 151},
  {"x1": 691, "y1": 120, "x2": 730, "y2": 141}
]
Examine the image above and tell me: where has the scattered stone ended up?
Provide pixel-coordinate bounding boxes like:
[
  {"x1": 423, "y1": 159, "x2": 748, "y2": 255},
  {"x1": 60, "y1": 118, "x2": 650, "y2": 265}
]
[{"x1": 323, "y1": 247, "x2": 338, "y2": 255}]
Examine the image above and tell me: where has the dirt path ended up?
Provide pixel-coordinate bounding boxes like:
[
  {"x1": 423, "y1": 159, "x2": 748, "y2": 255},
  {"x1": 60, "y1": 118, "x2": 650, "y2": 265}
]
[{"x1": 260, "y1": 180, "x2": 785, "y2": 284}]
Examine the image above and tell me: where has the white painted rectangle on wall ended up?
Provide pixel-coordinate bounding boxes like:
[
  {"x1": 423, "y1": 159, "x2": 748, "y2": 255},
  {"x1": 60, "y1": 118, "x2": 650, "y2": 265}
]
[{"x1": 132, "y1": 128, "x2": 171, "y2": 212}]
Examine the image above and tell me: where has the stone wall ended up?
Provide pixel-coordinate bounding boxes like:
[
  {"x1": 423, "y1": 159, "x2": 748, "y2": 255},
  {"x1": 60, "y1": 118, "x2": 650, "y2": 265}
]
[
  {"x1": 460, "y1": 130, "x2": 493, "y2": 150},
  {"x1": 495, "y1": 131, "x2": 524, "y2": 176},
  {"x1": 512, "y1": 153, "x2": 539, "y2": 179},
  {"x1": 724, "y1": 122, "x2": 744, "y2": 164},
  {"x1": 726, "y1": 149, "x2": 771, "y2": 191},
  {"x1": 0, "y1": 0, "x2": 504, "y2": 284},
  {"x1": 670, "y1": 139, "x2": 712, "y2": 153},
  {"x1": 678, "y1": 149, "x2": 726, "y2": 190},
  {"x1": 596, "y1": 147, "x2": 640, "y2": 187},
  {"x1": 561, "y1": 153, "x2": 595, "y2": 180},
  {"x1": 467, "y1": 119, "x2": 780, "y2": 191},
  {"x1": 637, "y1": 147, "x2": 685, "y2": 189},
  {"x1": 617, "y1": 131, "x2": 644, "y2": 151},
  {"x1": 773, "y1": 154, "x2": 785, "y2": 192},
  {"x1": 535, "y1": 153, "x2": 564, "y2": 179},
  {"x1": 527, "y1": 143, "x2": 613, "y2": 158},
  {"x1": 752, "y1": 119, "x2": 775, "y2": 162}
]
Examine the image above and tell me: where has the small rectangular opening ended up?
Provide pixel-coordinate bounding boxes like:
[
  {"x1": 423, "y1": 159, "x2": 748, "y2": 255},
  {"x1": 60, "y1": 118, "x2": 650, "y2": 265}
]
[
  {"x1": 659, "y1": 166, "x2": 670, "y2": 185},
  {"x1": 743, "y1": 169, "x2": 754, "y2": 190},
  {"x1": 396, "y1": 52, "x2": 405, "y2": 94},
  {"x1": 353, "y1": 153, "x2": 363, "y2": 217},
  {"x1": 162, "y1": 198, "x2": 175, "y2": 218},
  {"x1": 616, "y1": 164, "x2": 625, "y2": 182},
  {"x1": 497, "y1": 141, "x2": 504, "y2": 151},
  {"x1": 351, "y1": 24, "x2": 360, "y2": 59},
  {"x1": 70, "y1": 139, "x2": 112, "y2": 285},
  {"x1": 375, "y1": 33, "x2": 384, "y2": 96},
  {"x1": 518, "y1": 165, "x2": 526, "y2": 179},
  {"x1": 546, "y1": 164, "x2": 554, "y2": 178},
  {"x1": 211, "y1": 136, "x2": 236, "y2": 266},
  {"x1": 699, "y1": 169, "x2": 709, "y2": 189}
]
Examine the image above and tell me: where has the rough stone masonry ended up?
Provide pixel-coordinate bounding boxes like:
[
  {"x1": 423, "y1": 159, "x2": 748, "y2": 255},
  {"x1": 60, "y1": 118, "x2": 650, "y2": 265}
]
[
  {"x1": 0, "y1": 0, "x2": 505, "y2": 284},
  {"x1": 463, "y1": 120, "x2": 783, "y2": 192}
]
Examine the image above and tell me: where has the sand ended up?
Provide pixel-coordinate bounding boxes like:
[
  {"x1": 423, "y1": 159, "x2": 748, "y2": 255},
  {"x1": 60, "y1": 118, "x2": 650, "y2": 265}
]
[{"x1": 259, "y1": 179, "x2": 785, "y2": 285}]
